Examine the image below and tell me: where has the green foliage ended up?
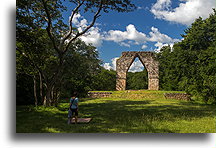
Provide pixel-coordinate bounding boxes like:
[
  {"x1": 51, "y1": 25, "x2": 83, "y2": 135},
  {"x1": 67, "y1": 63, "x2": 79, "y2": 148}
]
[
  {"x1": 60, "y1": 40, "x2": 101, "y2": 97},
  {"x1": 16, "y1": 27, "x2": 56, "y2": 105},
  {"x1": 126, "y1": 69, "x2": 148, "y2": 90},
  {"x1": 157, "y1": 10, "x2": 216, "y2": 104},
  {"x1": 91, "y1": 68, "x2": 116, "y2": 91},
  {"x1": 16, "y1": 0, "x2": 136, "y2": 106}
]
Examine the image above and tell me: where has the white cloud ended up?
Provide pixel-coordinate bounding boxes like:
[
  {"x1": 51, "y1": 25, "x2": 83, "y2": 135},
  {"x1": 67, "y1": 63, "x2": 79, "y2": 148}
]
[
  {"x1": 141, "y1": 45, "x2": 147, "y2": 49},
  {"x1": 104, "y1": 24, "x2": 179, "y2": 48},
  {"x1": 79, "y1": 27, "x2": 103, "y2": 47},
  {"x1": 154, "y1": 42, "x2": 174, "y2": 53},
  {"x1": 111, "y1": 57, "x2": 119, "y2": 70},
  {"x1": 103, "y1": 57, "x2": 119, "y2": 71},
  {"x1": 71, "y1": 14, "x2": 179, "y2": 51},
  {"x1": 104, "y1": 57, "x2": 145, "y2": 73},
  {"x1": 152, "y1": 0, "x2": 171, "y2": 10},
  {"x1": 119, "y1": 42, "x2": 131, "y2": 47},
  {"x1": 151, "y1": 0, "x2": 216, "y2": 25},
  {"x1": 148, "y1": 27, "x2": 179, "y2": 43},
  {"x1": 71, "y1": 13, "x2": 81, "y2": 26},
  {"x1": 128, "y1": 60, "x2": 144, "y2": 73},
  {"x1": 71, "y1": 13, "x2": 103, "y2": 47},
  {"x1": 104, "y1": 24, "x2": 148, "y2": 44},
  {"x1": 103, "y1": 63, "x2": 112, "y2": 70},
  {"x1": 137, "y1": 6, "x2": 144, "y2": 10},
  {"x1": 154, "y1": 42, "x2": 168, "y2": 53}
]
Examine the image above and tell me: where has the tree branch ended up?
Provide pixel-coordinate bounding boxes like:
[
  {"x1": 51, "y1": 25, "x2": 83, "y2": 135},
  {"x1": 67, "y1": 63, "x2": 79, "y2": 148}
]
[
  {"x1": 63, "y1": 0, "x2": 103, "y2": 53},
  {"x1": 42, "y1": 0, "x2": 61, "y2": 55},
  {"x1": 59, "y1": 1, "x2": 84, "y2": 50}
]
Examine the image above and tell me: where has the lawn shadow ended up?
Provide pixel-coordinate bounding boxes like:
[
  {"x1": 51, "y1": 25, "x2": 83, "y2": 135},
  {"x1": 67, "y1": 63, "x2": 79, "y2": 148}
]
[
  {"x1": 79, "y1": 99, "x2": 215, "y2": 133},
  {"x1": 16, "y1": 98, "x2": 216, "y2": 133}
]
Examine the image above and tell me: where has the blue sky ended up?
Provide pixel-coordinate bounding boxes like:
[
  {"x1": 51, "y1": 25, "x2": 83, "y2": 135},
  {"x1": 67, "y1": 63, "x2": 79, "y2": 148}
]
[{"x1": 63, "y1": 0, "x2": 215, "y2": 72}]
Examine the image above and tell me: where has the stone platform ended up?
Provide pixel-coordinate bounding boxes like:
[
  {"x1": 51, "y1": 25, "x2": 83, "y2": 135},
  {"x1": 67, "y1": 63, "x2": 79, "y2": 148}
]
[
  {"x1": 71, "y1": 118, "x2": 92, "y2": 123},
  {"x1": 164, "y1": 93, "x2": 191, "y2": 101},
  {"x1": 88, "y1": 92, "x2": 112, "y2": 98}
]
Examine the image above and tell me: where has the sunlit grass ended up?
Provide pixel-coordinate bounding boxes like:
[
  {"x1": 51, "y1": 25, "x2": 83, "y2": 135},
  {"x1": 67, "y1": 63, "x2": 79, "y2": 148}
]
[{"x1": 16, "y1": 90, "x2": 216, "y2": 133}]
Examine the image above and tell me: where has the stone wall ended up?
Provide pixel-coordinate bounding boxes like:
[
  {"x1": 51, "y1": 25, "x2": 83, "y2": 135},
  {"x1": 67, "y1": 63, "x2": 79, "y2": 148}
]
[
  {"x1": 88, "y1": 92, "x2": 112, "y2": 98},
  {"x1": 116, "y1": 51, "x2": 159, "y2": 91},
  {"x1": 164, "y1": 93, "x2": 191, "y2": 101}
]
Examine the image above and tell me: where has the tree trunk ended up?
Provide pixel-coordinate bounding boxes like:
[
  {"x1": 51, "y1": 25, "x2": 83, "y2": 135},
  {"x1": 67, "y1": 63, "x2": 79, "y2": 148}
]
[
  {"x1": 33, "y1": 75, "x2": 38, "y2": 107},
  {"x1": 43, "y1": 83, "x2": 52, "y2": 106},
  {"x1": 43, "y1": 79, "x2": 60, "y2": 106},
  {"x1": 53, "y1": 87, "x2": 60, "y2": 106},
  {"x1": 39, "y1": 72, "x2": 43, "y2": 103},
  {"x1": 43, "y1": 57, "x2": 64, "y2": 106}
]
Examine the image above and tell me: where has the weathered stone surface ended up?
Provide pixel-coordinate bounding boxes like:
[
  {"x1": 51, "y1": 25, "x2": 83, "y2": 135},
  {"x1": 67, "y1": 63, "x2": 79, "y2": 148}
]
[
  {"x1": 88, "y1": 92, "x2": 112, "y2": 98},
  {"x1": 164, "y1": 93, "x2": 191, "y2": 101},
  {"x1": 116, "y1": 51, "x2": 159, "y2": 91},
  {"x1": 71, "y1": 118, "x2": 92, "y2": 123}
]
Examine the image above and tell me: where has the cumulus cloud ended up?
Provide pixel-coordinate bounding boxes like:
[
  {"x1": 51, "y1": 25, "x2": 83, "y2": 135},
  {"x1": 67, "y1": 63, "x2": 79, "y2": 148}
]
[
  {"x1": 148, "y1": 27, "x2": 179, "y2": 43},
  {"x1": 72, "y1": 14, "x2": 179, "y2": 55},
  {"x1": 119, "y1": 42, "x2": 131, "y2": 47},
  {"x1": 103, "y1": 57, "x2": 145, "y2": 73},
  {"x1": 151, "y1": 0, "x2": 216, "y2": 25},
  {"x1": 154, "y1": 42, "x2": 174, "y2": 53},
  {"x1": 71, "y1": 13, "x2": 103, "y2": 47},
  {"x1": 103, "y1": 63, "x2": 112, "y2": 70},
  {"x1": 79, "y1": 27, "x2": 103, "y2": 47},
  {"x1": 128, "y1": 60, "x2": 144, "y2": 73},
  {"x1": 104, "y1": 24, "x2": 179, "y2": 49},
  {"x1": 103, "y1": 57, "x2": 119, "y2": 71},
  {"x1": 72, "y1": 13, "x2": 82, "y2": 26},
  {"x1": 141, "y1": 45, "x2": 147, "y2": 50},
  {"x1": 104, "y1": 24, "x2": 148, "y2": 44},
  {"x1": 154, "y1": 42, "x2": 169, "y2": 53}
]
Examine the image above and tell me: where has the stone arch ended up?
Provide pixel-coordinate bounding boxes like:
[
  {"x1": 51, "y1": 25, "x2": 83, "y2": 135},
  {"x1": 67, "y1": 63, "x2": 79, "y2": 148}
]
[{"x1": 116, "y1": 51, "x2": 159, "y2": 91}]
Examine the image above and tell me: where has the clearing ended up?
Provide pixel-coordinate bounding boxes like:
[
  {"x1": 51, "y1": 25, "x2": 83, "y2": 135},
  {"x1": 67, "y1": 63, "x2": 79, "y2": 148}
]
[{"x1": 16, "y1": 90, "x2": 216, "y2": 133}]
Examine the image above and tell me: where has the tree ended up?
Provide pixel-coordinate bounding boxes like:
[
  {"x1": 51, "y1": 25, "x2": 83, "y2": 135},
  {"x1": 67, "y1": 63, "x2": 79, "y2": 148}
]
[
  {"x1": 177, "y1": 10, "x2": 215, "y2": 103},
  {"x1": 61, "y1": 40, "x2": 101, "y2": 97},
  {"x1": 126, "y1": 69, "x2": 148, "y2": 90},
  {"x1": 91, "y1": 68, "x2": 116, "y2": 91},
  {"x1": 16, "y1": 0, "x2": 136, "y2": 106},
  {"x1": 157, "y1": 9, "x2": 216, "y2": 103},
  {"x1": 16, "y1": 28, "x2": 55, "y2": 106}
]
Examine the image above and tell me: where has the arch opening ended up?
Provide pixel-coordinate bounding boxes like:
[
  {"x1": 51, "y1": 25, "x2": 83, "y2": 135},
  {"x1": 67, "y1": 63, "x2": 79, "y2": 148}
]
[{"x1": 126, "y1": 57, "x2": 148, "y2": 90}]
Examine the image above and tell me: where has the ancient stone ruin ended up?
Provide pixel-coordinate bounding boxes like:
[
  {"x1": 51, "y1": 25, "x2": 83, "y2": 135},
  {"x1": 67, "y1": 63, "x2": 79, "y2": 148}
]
[
  {"x1": 88, "y1": 92, "x2": 112, "y2": 98},
  {"x1": 164, "y1": 93, "x2": 191, "y2": 101},
  {"x1": 116, "y1": 51, "x2": 159, "y2": 91}
]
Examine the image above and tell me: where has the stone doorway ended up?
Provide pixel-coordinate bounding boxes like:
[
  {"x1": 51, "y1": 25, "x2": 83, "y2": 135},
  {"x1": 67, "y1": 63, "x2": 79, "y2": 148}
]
[
  {"x1": 126, "y1": 57, "x2": 148, "y2": 90},
  {"x1": 116, "y1": 51, "x2": 159, "y2": 91}
]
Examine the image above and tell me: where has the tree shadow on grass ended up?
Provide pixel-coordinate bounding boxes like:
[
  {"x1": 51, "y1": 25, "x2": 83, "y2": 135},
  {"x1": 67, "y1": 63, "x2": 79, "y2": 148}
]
[
  {"x1": 79, "y1": 100, "x2": 215, "y2": 133},
  {"x1": 16, "y1": 99, "x2": 216, "y2": 133}
]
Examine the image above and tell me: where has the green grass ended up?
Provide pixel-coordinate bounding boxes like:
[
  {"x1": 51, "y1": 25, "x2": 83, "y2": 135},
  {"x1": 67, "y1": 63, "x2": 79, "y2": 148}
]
[{"x1": 16, "y1": 90, "x2": 216, "y2": 133}]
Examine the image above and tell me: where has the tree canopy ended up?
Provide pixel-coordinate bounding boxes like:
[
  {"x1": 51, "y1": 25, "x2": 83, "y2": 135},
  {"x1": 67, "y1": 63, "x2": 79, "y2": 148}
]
[
  {"x1": 16, "y1": 0, "x2": 136, "y2": 106},
  {"x1": 157, "y1": 9, "x2": 216, "y2": 103}
]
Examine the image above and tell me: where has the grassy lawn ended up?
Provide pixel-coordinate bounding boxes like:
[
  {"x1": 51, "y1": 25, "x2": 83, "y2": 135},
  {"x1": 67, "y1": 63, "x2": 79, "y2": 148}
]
[{"x1": 16, "y1": 90, "x2": 216, "y2": 133}]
